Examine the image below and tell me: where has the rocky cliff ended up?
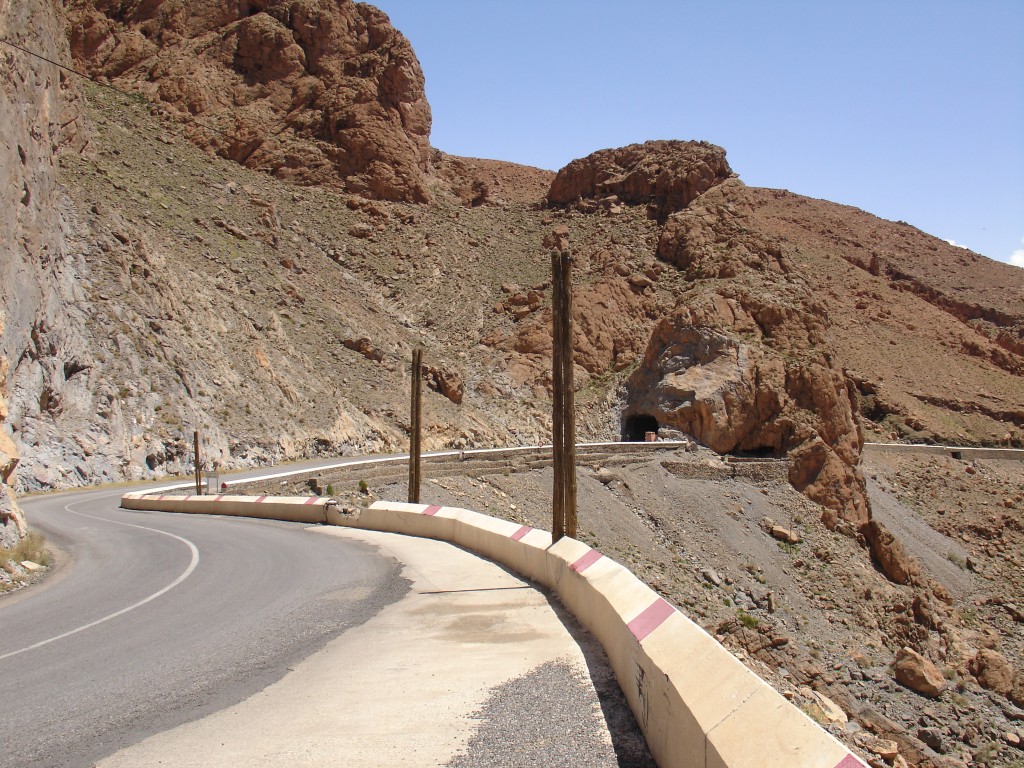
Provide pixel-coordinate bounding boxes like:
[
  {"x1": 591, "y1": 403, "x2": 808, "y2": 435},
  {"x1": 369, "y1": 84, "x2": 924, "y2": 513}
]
[
  {"x1": 65, "y1": 0, "x2": 432, "y2": 202},
  {"x1": 0, "y1": 0, "x2": 90, "y2": 541}
]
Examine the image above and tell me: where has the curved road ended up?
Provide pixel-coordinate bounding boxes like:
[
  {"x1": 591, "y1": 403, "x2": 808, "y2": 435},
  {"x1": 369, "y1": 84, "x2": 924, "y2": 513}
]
[{"x1": 0, "y1": 486, "x2": 406, "y2": 768}]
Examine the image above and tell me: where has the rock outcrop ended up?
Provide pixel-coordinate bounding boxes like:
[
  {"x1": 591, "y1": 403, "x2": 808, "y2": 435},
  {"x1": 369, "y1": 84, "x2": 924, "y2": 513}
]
[
  {"x1": 548, "y1": 139, "x2": 732, "y2": 221},
  {"x1": 1, "y1": 0, "x2": 90, "y2": 521},
  {"x1": 620, "y1": 175, "x2": 870, "y2": 529},
  {"x1": 66, "y1": 0, "x2": 432, "y2": 202},
  {"x1": 970, "y1": 649, "x2": 1017, "y2": 697}
]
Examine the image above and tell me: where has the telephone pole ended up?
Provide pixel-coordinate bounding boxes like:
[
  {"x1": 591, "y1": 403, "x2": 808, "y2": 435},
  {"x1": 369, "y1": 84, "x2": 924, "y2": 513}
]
[
  {"x1": 551, "y1": 250, "x2": 577, "y2": 541},
  {"x1": 408, "y1": 348, "x2": 424, "y2": 503},
  {"x1": 193, "y1": 429, "x2": 202, "y2": 496}
]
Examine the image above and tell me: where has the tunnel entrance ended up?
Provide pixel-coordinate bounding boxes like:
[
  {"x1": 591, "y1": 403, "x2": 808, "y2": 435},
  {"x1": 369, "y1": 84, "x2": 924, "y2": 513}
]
[
  {"x1": 622, "y1": 413, "x2": 659, "y2": 442},
  {"x1": 732, "y1": 445, "x2": 778, "y2": 459}
]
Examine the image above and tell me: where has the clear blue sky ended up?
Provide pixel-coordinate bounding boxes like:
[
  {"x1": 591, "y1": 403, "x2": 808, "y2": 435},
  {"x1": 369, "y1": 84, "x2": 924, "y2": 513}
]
[{"x1": 377, "y1": 1, "x2": 1024, "y2": 267}]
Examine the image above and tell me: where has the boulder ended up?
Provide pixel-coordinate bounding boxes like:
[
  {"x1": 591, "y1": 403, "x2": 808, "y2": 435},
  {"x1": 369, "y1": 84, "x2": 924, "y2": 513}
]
[
  {"x1": 423, "y1": 365, "x2": 464, "y2": 405},
  {"x1": 969, "y1": 649, "x2": 1016, "y2": 696},
  {"x1": 892, "y1": 647, "x2": 947, "y2": 698}
]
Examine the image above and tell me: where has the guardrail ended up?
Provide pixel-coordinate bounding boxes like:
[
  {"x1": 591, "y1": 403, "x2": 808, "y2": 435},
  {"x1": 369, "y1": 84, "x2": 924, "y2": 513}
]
[
  {"x1": 144, "y1": 441, "x2": 694, "y2": 497},
  {"x1": 863, "y1": 442, "x2": 1024, "y2": 461},
  {"x1": 121, "y1": 484, "x2": 865, "y2": 768}
]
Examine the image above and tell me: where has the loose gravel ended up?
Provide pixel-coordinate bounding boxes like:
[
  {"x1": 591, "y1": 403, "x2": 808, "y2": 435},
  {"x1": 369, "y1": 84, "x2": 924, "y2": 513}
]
[{"x1": 446, "y1": 658, "x2": 656, "y2": 768}]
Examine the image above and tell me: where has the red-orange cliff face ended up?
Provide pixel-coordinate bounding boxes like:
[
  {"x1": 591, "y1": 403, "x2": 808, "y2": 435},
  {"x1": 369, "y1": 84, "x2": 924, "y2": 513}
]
[{"x1": 66, "y1": 0, "x2": 432, "y2": 201}]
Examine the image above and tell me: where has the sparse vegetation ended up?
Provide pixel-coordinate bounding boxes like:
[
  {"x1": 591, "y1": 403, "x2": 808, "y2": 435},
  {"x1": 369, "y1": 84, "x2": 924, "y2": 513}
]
[
  {"x1": 0, "y1": 530, "x2": 52, "y2": 568},
  {"x1": 737, "y1": 610, "x2": 759, "y2": 629},
  {"x1": 0, "y1": 531, "x2": 52, "y2": 592}
]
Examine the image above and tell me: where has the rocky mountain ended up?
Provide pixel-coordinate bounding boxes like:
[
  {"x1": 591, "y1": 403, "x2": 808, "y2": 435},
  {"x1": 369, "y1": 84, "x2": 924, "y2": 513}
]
[
  {"x1": 3, "y1": 1, "x2": 1024, "y2": 763},
  {"x1": 2, "y1": 0, "x2": 1022, "y2": 509},
  {"x1": 0, "y1": 0, "x2": 1018, "y2": 509}
]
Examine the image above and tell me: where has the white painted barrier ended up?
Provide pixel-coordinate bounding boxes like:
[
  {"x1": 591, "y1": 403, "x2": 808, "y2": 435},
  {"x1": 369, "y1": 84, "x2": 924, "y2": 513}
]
[
  {"x1": 119, "y1": 491, "x2": 866, "y2": 768},
  {"x1": 863, "y1": 442, "x2": 1024, "y2": 461}
]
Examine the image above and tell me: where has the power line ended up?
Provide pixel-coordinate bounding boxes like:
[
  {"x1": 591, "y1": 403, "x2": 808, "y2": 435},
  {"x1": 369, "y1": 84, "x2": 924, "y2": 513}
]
[{"x1": 0, "y1": 37, "x2": 239, "y2": 142}]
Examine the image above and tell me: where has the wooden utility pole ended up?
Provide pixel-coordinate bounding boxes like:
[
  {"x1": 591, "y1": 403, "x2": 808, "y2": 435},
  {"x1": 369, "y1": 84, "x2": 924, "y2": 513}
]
[
  {"x1": 551, "y1": 252, "x2": 565, "y2": 542},
  {"x1": 193, "y1": 429, "x2": 202, "y2": 496},
  {"x1": 408, "y1": 348, "x2": 424, "y2": 504},
  {"x1": 551, "y1": 250, "x2": 577, "y2": 541}
]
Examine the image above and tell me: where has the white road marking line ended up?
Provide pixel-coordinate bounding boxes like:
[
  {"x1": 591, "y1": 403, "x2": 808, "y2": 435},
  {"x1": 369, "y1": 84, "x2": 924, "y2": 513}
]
[{"x1": 0, "y1": 503, "x2": 200, "y2": 661}]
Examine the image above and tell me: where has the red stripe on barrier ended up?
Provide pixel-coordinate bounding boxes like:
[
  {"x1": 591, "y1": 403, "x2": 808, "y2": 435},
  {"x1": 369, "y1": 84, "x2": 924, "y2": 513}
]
[
  {"x1": 510, "y1": 525, "x2": 532, "y2": 541},
  {"x1": 571, "y1": 549, "x2": 604, "y2": 573},
  {"x1": 214, "y1": 494, "x2": 225, "y2": 501},
  {"x1": 627, "y1": 598, "x2": 676, "y2": 642},
  {"x1": 423, "y1": 505, "x2": 442, "y2": 516},
  {"x1": 834, "y1": 757, "x2": 866, "y2": 768},
  {"x1": 182, "y1": 495, "x2": 191, "y2": 501},
  {"x1": 155, "y1": 495, "x2": 165, "y2": 501},
  {"x1": 304, "y1": 496, "x2": 319, "y2": 505},
  {"x1": 255, "y1": 495, "x2": 267, "y2": 503}
]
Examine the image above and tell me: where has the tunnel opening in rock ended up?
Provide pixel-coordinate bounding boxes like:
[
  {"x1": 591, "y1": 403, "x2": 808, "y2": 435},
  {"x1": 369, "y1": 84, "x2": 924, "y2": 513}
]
[
  {"x1": 731, "y1": 445, "x2": 778, "y2": 459},
  {"x1": 622, "y1": 413, "x2": 659, "y2": 442}
]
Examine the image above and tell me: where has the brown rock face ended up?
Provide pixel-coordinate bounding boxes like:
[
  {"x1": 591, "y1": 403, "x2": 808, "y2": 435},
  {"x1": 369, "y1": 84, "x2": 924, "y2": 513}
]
[
  {"x1": 892, "y1": 647, "x2": 947, "y2": 698},
  {"x1": 865, "y1": 519, "x2": 921, "y2": 585},
  {"x1": 747, "y1": 188, "x2": 1024, "y2": 447},
  {"x1": 624, "y1": 177, "x2": 869, "y2": 529},
  {"x1": 548, "y1": 140, "x2": 732, "y2": 221},
  {"x1": 66, "y1": 0, "x2": 432, "y2": 201}
]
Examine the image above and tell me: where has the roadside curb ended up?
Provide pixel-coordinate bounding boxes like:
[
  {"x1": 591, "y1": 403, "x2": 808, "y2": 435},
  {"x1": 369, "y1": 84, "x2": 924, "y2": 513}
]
[{"x1": 120, "y1": 491, "x2": 866, "y2": 768}]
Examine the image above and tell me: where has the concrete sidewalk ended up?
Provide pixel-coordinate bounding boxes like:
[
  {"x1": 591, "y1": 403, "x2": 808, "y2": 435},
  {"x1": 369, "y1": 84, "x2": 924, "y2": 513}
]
[{"x1": 99, "y1": 526, "x2": 641, "y2": 767}]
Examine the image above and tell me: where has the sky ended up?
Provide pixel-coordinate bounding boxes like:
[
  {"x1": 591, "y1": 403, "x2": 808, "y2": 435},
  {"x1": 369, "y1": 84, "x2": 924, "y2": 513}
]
[{"x1": 376, "y1": 1, "x2": 1024, "y2": 267}]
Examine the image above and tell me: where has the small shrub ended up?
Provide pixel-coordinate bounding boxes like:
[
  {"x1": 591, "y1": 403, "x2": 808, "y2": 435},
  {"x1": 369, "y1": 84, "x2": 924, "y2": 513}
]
[
  {"x1": 326, "y1": 484, "x2": 336, "y2": 496},
  {"x1": 737, "y1": 610, "x2": 759, "y2": 629},
  {"x1": 358, "y1": 479, "x2": 369, "y2": 494}
]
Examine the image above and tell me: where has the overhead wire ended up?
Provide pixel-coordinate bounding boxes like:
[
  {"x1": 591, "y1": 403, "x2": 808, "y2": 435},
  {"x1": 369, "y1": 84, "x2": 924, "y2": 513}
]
[{"x1": 0, "y1": 36, "x2": 240, "y2": 142}]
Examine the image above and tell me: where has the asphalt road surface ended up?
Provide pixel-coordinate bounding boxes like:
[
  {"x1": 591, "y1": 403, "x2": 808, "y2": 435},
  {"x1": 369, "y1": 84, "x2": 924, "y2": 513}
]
[{"x1": 0, "y1": 486, "x2": 406, "y2": 768}]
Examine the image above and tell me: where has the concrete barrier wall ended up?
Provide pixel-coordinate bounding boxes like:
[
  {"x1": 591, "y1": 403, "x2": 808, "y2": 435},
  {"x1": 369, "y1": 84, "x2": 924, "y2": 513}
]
[
  {"x1": 120, "y1": 490, "x2": 865, "y2": 768},
  {"x1": 142, "y1": 441, "x2": 693, "y2": 498},
  {"x1": 863, "y1": 442, "x2": 1024, "y2": 461}
]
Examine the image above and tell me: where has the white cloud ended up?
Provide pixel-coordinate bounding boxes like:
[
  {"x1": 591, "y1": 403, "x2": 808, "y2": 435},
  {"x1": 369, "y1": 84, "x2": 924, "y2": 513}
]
[
  {"x1": 946, "y1": 238, "x2": 970, "y2": 250},
  {"x1": 1010, "y1": 237, "x2": 1024, "y2": 268}
]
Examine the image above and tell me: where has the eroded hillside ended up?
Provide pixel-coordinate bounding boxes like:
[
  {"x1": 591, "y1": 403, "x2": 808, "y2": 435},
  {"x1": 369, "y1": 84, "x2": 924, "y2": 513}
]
[{"x1": 4, "y1": 0, "x2": 1021, "y2": 502}]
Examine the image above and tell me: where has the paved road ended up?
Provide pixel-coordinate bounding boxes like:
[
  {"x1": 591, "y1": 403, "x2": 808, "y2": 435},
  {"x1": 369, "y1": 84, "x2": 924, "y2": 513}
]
[
  {"x1": 2, "y1": 465, "x2": 653, "y2": 767},
  {"x1": 0, "y1": 487, "x2": 406, "y2": 768}
]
